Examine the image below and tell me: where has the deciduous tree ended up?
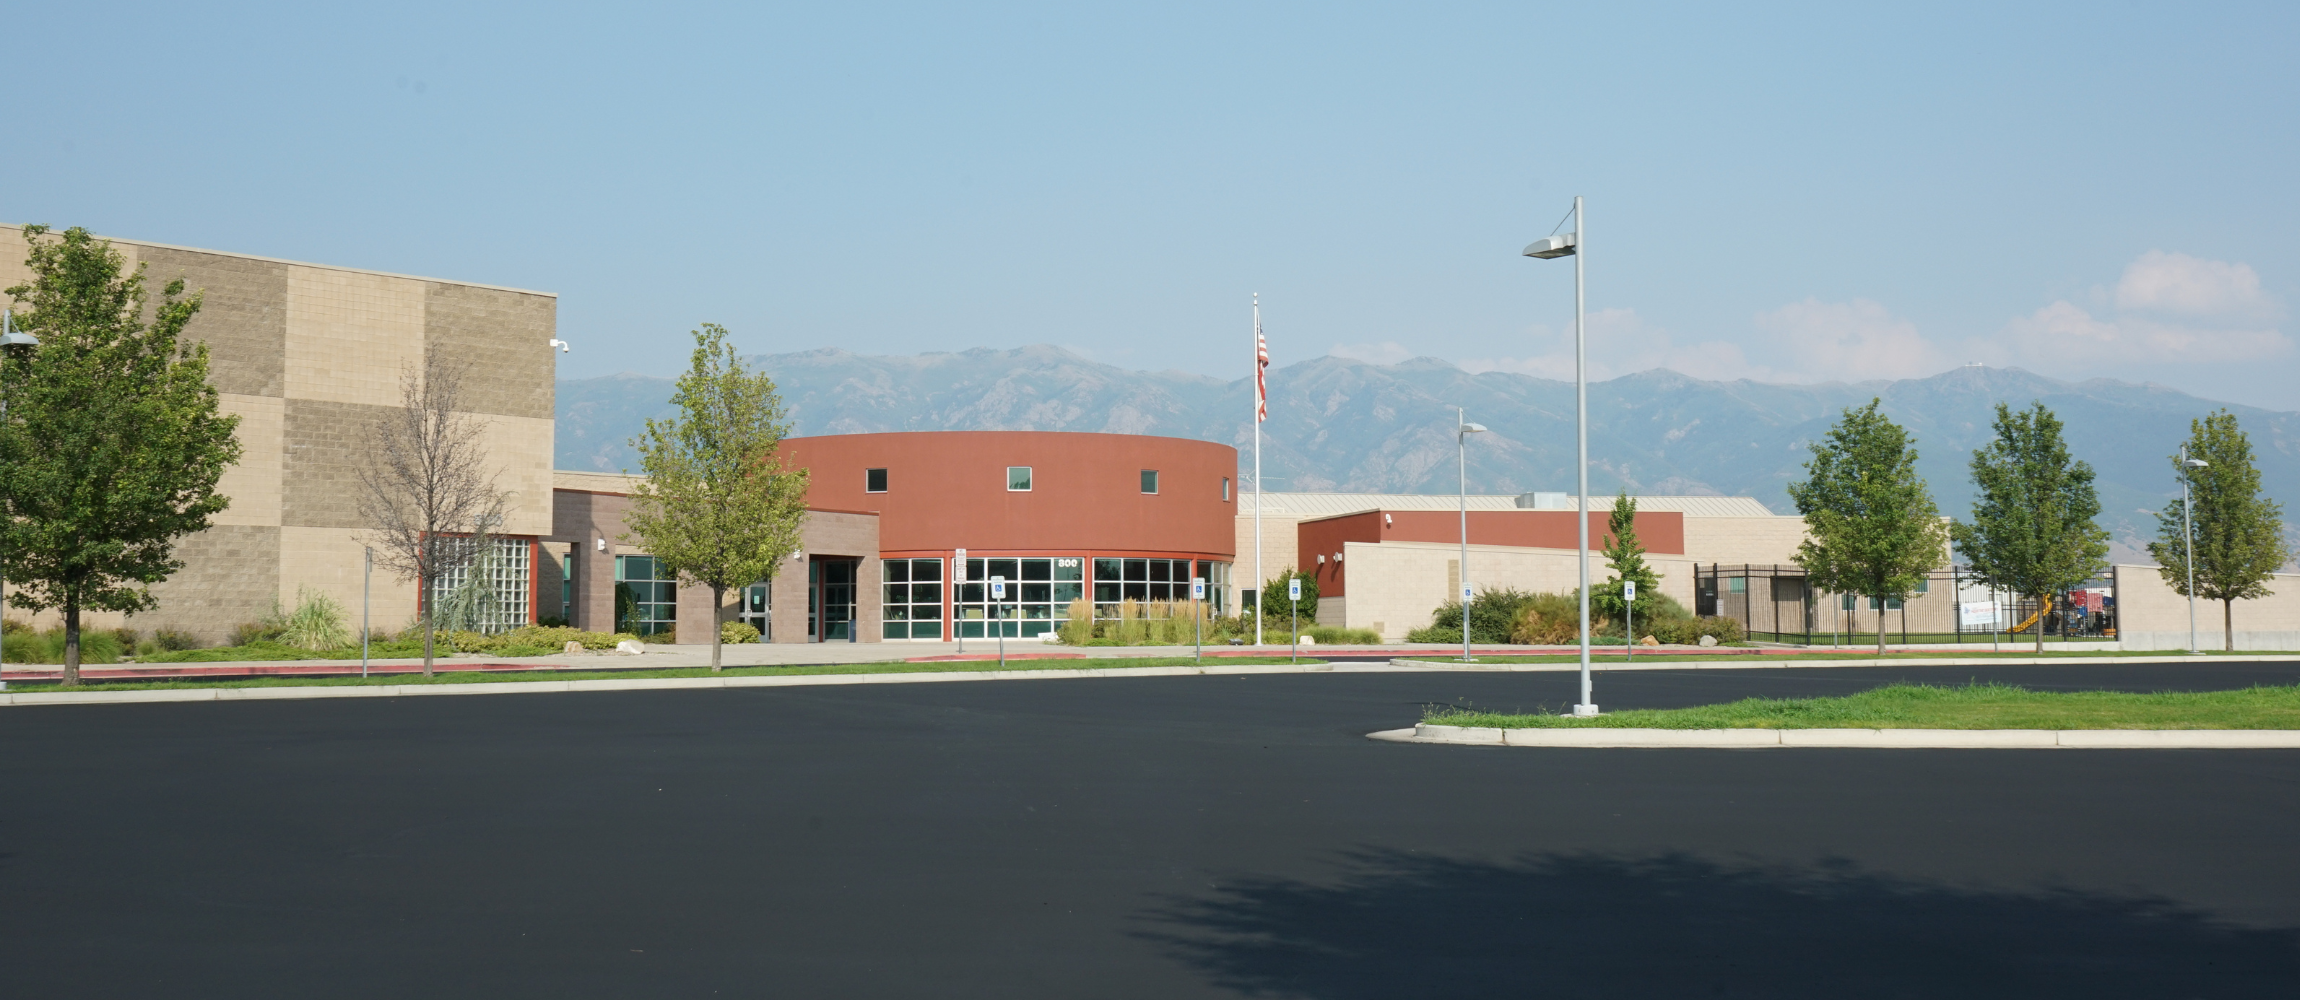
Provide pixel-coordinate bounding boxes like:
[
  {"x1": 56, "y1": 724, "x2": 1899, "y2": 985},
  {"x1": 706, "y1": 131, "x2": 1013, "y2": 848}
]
[
  {"x1": 356, "y1": 354, "x2": 507, "y2": 678},
  {"x1": 1951, "y1": 402, "x2": 2110, "y2": 652},
  {"x1": 0, "y1": 225, "x2": 242, "y2": 686},
  {"x1": 2147, "y1": 411, "x2": 2289, "y2": 651},
  {"x1": 623, "y1": 324, "x2": 809, "y2": 671},
  {"x1": 1787, "y1": 400, "x2": 1949, "y2": 654}
]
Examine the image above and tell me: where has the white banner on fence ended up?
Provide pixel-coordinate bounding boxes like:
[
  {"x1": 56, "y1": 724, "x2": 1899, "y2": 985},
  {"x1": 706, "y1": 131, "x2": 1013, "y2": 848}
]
[{"x1": 1959, "y1": 600, "x2": 2000, "y2": 627}]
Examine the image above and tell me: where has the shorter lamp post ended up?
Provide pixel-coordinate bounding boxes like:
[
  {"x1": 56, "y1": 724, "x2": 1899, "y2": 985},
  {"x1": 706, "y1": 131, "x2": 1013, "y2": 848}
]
[
  {"x1": 1455, "y1": 410, "x2": 1486, "y2": 662},
  {"x1": 0, "y1": 311, "x2": 38, "y2": 685},
  {"x1": 2181, "y1": 447, "x2": 2209, "y2": 655}
]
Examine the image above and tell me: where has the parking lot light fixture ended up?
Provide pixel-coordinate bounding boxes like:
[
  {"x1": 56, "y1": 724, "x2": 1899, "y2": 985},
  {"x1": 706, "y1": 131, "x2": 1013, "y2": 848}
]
[
  {"x1": 1456, "y1": 411, "x2": 1486, "y2": 663},
  {"x1": 2183, "y1": 449, "x2": 2209, "y2": 655},
  {"x1": 0, "y1": 310, "x2": 38, "y2": 686},
  {"x1": 1523, "y1": 197, "x2": 1596, "y2": 715}
]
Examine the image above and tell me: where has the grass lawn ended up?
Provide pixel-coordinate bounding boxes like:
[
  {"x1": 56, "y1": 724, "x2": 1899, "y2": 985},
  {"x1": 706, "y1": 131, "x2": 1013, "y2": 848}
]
[
  {"x1": 8, "y1": 656, "x2": 1326, "y2": 693},
  {"x1": 1425, "y1": 682, "x2": 2300, "y2": 730},
  {"x1": 1410, "y1": 649, "x2": 2288, "y2": 664}
]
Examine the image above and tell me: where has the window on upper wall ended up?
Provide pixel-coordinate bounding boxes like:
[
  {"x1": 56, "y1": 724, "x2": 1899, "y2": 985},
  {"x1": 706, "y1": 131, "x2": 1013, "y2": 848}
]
[
  {"x1": 1140, "y1": 469, "x2": 1159, "y2": 494},
  {"x1": 1007, "y1": 466, "x2": 1032, "y2": 491},
  {"x1": 865, "y1": 468, "x2": 888, "y2": 493},
  {"x1": 1222, "y1": 477, "x2": 1230, "y2": 501}
]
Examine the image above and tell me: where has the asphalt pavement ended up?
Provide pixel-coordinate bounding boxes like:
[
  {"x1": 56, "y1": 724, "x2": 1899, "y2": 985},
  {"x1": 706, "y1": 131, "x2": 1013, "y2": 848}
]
[{"x1": 5, "y1": 660, "x2": 2299, "y2": 998}]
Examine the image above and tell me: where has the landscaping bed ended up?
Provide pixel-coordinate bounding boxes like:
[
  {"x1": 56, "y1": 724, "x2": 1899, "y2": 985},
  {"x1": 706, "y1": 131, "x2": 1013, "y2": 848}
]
[{"x1": 1424, "y1": 682, "x2": 2300, "y2": 730}]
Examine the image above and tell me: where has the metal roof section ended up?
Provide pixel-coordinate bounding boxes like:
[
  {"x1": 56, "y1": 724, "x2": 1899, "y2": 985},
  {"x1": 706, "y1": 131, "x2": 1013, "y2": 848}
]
[{"x1": 1239, "y1": 491, "x2": 1778, "y2": 518}]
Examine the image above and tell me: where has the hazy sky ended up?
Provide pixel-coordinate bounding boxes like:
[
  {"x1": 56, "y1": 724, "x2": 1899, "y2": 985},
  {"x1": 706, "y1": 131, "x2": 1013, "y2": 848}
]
[{"x1": 6, "y1": 3, "x2": 2294, "y2": 409}]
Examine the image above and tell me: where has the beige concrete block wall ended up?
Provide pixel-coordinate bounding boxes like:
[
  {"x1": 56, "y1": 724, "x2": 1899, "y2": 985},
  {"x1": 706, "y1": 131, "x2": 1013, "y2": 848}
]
[
  {"x1": 1233, "y1": 512, "x2": 1302, "y2": 594},
  {"x1": 211, "y1": 395, "x2": 284, "y2": 527},
  {"x1": 2114, "y1": 563, "x2": 2300, "y2": 651},
  {"x1": 278, "y1": 525, "x2": 423, "y2": 638},
  {"x1": 284, "y1": 267, "x2": 425, "y2": 406},
  {"x1": 482, "y1": 414, "x2": 558, "y2": 537},
  {"x1": 1681, "y1": 516, "x2": 1809, "y2": 567},
  {"x1": 1333, "y1": 540, "x2": 1697, "y2": 640}
]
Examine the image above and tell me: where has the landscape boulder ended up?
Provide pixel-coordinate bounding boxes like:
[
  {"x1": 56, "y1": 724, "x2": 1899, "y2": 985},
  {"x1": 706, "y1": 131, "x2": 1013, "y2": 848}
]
[{"x1": 1698, "y1": 635, "x2": 1718, "y2": 647}]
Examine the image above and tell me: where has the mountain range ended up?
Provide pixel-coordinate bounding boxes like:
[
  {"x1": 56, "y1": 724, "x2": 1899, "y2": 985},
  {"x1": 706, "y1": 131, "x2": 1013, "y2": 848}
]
[{"x1": 555, "y1": 345, "x2": 2300, "y2": 563}]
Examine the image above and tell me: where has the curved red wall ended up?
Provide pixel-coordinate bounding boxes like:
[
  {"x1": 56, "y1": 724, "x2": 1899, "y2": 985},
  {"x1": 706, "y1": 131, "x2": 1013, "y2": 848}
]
[{"x1": 777, "y1": 431, "x2": 1237, "y2": 558}]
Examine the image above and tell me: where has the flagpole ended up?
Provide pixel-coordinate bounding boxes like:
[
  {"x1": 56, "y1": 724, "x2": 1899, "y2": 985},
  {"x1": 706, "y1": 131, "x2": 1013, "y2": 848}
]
[{"x1": 1253, "y1": 294, "x2": 1264, "y2": 648}]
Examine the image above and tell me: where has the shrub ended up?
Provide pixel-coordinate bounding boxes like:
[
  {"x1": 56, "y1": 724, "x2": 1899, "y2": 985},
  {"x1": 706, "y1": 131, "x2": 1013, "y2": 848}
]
[
  {"x1": 234, "y1": 620, "x2": 286, "y2": 646},
  {"x1": 537, "y1": 615, "x2": 570, "y2": 628},
  {"x1": 1419, "y1": 587, "x2": 1554, "y2": 644},
  {"x1": 721, "y1": 620, "x2": 760, "y2": 644},
  {"x1": 110, "y1": 626, "x2": 141, "y2": 648},
  {"x1": 278, "y1": 587, "x2": 353, "y2": 651},
  {"x1": 0, "y1": 626, "x2": 123, "y2": 664},
  {"x1": 1302, "y1": 624, "x2": 1378, "y2": 645},
  {"x1": 1651, "y1": 615, "x2": 1745, "y2": 645},
  {"x1": 153, "y1": 628, "x2": 202, "y2": 651},
  {"x1": 1405, "y1": 624, "x2": 1462, "y2": 644},
  {"x1": 1057, "y1": 599, "x2": 1095, "y2": 645},
  {"x1": 0, "y1": 617, "x2": 31, "y2": 637}
]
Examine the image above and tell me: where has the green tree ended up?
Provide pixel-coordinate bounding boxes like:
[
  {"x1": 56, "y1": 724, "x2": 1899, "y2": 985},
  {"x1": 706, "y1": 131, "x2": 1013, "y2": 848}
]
[
  {"x1": 1592, "y1": 491, "x2": 1662, "y2": 634},
  {"x1": 1787, "y1": 399, "x2": 1950, "y2": 654},
  {"x1": 1951, "y1": 402, "x2": 2110, "y2": 652},
  {"x1": 0, "y1": 226, "x2": 242, "y2": 686},
  {"x1": 623, "y1": 324, "x2": 810, "y2": 671},
  {"x1": 1259, "y1": 567, "x2": 1318, "y2": 637},
  {"x1": 2147, "y1": 411, "x2": 2290, "y2": 651}
]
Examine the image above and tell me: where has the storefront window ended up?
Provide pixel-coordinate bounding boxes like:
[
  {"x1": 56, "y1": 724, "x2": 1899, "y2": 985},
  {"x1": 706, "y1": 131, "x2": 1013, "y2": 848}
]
[
  {"x1": 615, "y1": 554, "x2": 676, "y2": 636},
  {"x1": 882, "y1": 558, "x2": 944, "y2": 639}
]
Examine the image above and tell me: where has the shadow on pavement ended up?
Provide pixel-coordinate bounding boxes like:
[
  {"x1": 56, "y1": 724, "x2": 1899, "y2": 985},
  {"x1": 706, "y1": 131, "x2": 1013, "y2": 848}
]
[{"x1": 1138, "y1": 850, "x2": 2298, "y2": 997}]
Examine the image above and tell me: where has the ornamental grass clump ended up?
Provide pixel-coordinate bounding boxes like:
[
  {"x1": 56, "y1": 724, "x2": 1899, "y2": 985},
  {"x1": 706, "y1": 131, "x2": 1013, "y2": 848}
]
[{"x1": 279, "y1": 587, "x2": 353, "y2": 651}]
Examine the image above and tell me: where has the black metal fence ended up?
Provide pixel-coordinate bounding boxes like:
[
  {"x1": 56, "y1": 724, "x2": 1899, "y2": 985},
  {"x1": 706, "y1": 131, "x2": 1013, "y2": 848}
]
[{"x1": 1692, "y1": 564, "x2": 2120, "y2": 646}]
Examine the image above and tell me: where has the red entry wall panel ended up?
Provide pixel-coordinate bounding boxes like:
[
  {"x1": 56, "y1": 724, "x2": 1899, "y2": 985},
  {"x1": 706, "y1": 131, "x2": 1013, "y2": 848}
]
[
  {"x1": 1298, "y1": 509, "x2": 1685, "y2": 596},
  {"x1": 778, "y1": 431, "x2": 1238, "y2": 557}
]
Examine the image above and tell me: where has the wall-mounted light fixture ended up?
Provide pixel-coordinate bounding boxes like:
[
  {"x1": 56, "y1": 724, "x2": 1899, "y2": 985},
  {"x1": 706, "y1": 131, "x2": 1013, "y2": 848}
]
[{"x1": 595, "y1": 537, "x2": 606, "y2": 552}]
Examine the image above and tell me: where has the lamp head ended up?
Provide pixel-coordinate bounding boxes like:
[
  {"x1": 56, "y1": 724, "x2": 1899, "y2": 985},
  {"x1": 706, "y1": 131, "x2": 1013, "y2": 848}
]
[
  {"x1": 2185, "y1": 459, "x2": 2209, "y2": 468},
  {"x1": 1522, "y1": 233, "x2": 1578, "y2": 259},
  {"x1": 0, "y1": 309, "x2": 35, "y2": 348}
]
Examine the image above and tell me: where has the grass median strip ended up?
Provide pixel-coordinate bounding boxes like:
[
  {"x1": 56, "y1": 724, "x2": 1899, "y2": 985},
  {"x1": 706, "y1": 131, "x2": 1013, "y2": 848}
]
[
  {"x1": 1425, "y1": 682, "x2": 2300, "y2": 730},
  {"x1": 1415, "y1": 649, "x2": 2297, "y2": 665},
  {"x1": 7, "y1": 657, "x2": 1327, "y2": 693}
]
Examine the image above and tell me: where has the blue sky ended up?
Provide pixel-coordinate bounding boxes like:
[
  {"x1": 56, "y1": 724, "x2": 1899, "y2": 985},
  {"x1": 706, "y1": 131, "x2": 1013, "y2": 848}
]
[{"x1": 6, "y1": 2, "x2": 2294, "y2": 408}]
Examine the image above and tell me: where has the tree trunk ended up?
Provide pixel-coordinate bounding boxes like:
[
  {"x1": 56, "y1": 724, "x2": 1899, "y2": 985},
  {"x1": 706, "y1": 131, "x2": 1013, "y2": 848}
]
[
  {"x1": 421, "y1": 583, "x2": 435, "y2": 679},
  {"x1": 1876, "y1": 597, "x2": 1886, "y2": 655},
  {"x1": 60, "y1": 592, "x2": 81, "y2": 687},
  {"x1": 710, "y1": 584, "x2": 725, "y2": 673},
  {"x1": 2224, "y1": 598, "x2": 2236, "y2": 653},
  {"x1": 2034, "y1": 593, "x2": 2045, "y2": 655}
]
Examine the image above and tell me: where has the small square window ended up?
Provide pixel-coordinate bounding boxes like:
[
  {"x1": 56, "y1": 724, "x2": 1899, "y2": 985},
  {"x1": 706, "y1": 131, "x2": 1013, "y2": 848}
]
[
  {"x1": 1007, "y1": 466, "x2": 1032, "y2": 491},
  {"x1": 1141, "y1": 469, "x2": 1159, "y2": 494},
  {"x1": 865, "y1": 468, "x2": 888, "y2": 493}
]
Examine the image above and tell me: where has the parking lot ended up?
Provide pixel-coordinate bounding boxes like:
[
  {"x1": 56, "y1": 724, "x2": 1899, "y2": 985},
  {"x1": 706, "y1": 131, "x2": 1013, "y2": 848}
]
[{"x1": 5, "y1": 660, "x2": 2297, "y2": 997}]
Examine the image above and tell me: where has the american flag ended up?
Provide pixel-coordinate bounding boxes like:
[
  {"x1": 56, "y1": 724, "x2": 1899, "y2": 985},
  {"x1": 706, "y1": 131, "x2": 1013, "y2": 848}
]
[{"x1": 1255, "y1": 324, "x2": 1269, "y2": 423}]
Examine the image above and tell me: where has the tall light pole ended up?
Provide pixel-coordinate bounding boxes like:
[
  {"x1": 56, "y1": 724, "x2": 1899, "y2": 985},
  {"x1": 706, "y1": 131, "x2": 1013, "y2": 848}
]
[
  {"x1": 2181, "y1": 447, "x2": 2209, "y2": 655},
  {"x1": 1455, "y1": 409, "x2": 1486, "y2": 663},
  {"x1": 0, "y1": 310, "x2": 38, "y2": 686},
  {"x1": 1524, "y1": 197, "x2": 1595, "y2": 715}
]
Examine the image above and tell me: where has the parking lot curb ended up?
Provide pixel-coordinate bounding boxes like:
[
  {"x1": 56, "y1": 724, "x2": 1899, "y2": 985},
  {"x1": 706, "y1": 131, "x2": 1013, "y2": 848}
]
[{"x1": 1379, "y1": 723, "x2": 2300, "y2": 749}]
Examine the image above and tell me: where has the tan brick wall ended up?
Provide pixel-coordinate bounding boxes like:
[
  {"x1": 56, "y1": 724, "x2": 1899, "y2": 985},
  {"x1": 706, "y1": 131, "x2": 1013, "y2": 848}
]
[
  {"x1": 1330, "y1": 539, "x2": 1697, "y2": 640},
  {"x1": 281, "y1": 398, "x2": 391, "y2": 530},
  {"x1": 138, "y1": 525, "x2": 285, "y2": 645},
  {"x1": 1681, "y1": 516, "x2": 1811, "y2": 567},
  {"x1": 285, "y1": 266, "x2": 425, "y2": 407},
  {"x1": 2114, "y1": 563, "x2": 2300, "y2": 650},
  {"x1": 425, "y1": 282, "x2": 556, "y2": 421},
  {"x1": 212, "y1": 393, "x2": 284, "y2": 527},
  {"x1": 142, "y1": 246, "x2": 288, "y2": 398}
]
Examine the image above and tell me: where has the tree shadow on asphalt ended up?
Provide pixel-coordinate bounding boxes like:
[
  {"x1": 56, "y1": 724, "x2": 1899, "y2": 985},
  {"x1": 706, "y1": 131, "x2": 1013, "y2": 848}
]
[{"x1": 1137, "y1": 850, "x2": 2298, "y2": 998}]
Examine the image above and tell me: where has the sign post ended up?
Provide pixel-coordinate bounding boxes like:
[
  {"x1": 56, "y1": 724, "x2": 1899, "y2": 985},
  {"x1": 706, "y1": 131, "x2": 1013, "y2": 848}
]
[
  {"x1": 1288, "y1": 576, "x2": 1301, "y2": 664},
  {"x1": 990, "y1": 574, "x2": 1006, "y2": 668},
  {"x1": 955, "y1": 549, "x2": 967, "y2": 653},
  {"x1": 1460, "y1": 580, "x2": 1475, "y2": 663},
  {"x1": 1623, "y1": 579, "x2": 1636, "y2": 664},
  {"x1": 1191, "y1": 576, "x2": 1205, "y2": 662}
]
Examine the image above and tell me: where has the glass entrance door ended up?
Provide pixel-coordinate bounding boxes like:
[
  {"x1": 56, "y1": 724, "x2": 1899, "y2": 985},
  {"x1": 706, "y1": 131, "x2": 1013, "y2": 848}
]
[
  {"x1": 810, "y1": 559, "x2": 858, "y2": 642},
  {"x1": 741, "y1": 582, "x2": 770, "y2": 640}
]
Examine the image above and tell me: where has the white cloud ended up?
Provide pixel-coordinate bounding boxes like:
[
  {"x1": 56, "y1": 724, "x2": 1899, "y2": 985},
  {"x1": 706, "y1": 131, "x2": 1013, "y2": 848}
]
[
  {"x1": 1751, "y1": 298, "x2": 1947, "y2": 382},
  {"x1": 1460, "y1": 308, "x2": 1778, "y2": 382},
  {"x1": 2003, "y1": 251, "x2": 2289, "y2": 365},
  {"x1": 2114, "y1": 250, "x2": 2277, "y2": 319},
  {"x1": 1328, "y1": 341, "x2": 1416, "y2": 365}
]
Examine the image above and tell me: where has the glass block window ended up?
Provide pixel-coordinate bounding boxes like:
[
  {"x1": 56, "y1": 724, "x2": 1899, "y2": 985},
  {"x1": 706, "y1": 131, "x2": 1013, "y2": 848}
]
[
  {"x1": 1007, "y1": 466, "x2": 1032, "y2": 491},
  {"x1": 1141, "y1": 469, "x2": 1159, "y2": 494},
  {"x1": 616, "y1": 554, "x2": 678, "y2": 636},
  {"x1": 430, "y1": 537, "x2": 533, "y2": 634},
  {"x1": 882, "y1": 558, "x2": 944, "y2": 639}
]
